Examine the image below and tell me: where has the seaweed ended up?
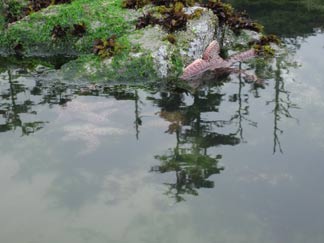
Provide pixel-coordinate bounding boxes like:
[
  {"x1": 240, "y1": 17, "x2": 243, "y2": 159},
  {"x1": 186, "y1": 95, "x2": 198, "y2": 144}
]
[
  {"x1": 202, "y1": 0, "x2": 263, "y2": 34},
  {"x1": 51, "y1": 22, "x2": 87, "y2": 40},
  {"x1": 136, "y1": 2, "x2": 188, "y2": 33},
  {"x1": 71, "y1": 23, "x2": 87, "y2": 37},
  {"x1": 163, "y1": 34, "x2": 177, "y2": 44},
  {"x1": 28, "y1": 0, "x2": 72, "y2": 12},
  {"x1": 122, "y1": 0, "x2": 149, "y2": 9},
  {"x1": 51, "y1": 25, "x2": 69, "y2": 39},
  {"x1": 13, "y1": 43, "x2": 24, "y2": 56},
  {"x1": 188, "y1": 8, "x2": 204, "y2": 20},
  {"x1": 161, "y1": 2, "x2": 188, "y2": 32},
  {"x1": 93, "y1": 35, "x2": 121, "y2": 58},
  {"x1": 250, "y1": 34, "x2": 281, "y2": 56},
  {"x1": 123, "y1": 0, "x2": 194, "y2": 8},
  {"x1": 136, "y1": 13, "x2": 160, "y2": 29},
  {"x1": 151, "y1": 0, "x2": 194, "y2": 7}
]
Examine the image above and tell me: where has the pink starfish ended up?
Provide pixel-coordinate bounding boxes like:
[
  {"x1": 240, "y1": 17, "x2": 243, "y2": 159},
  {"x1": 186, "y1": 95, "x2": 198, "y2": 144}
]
[{"x1": 180, "y1": 40, "x2": 256, "y2": 81}]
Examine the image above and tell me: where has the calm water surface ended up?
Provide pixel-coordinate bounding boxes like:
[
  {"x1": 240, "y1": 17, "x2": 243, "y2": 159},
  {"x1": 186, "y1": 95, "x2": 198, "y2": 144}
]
[{"x1": 1, "y1": 1, "x2": 324, "y2": 243}]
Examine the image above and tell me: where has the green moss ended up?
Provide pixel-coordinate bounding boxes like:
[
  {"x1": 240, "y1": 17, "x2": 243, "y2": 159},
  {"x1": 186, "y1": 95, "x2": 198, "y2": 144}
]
[
  {"x1": 0, "y1": 0, "x2": 133, "y2": 55},
  {"x1": 111, "y1": 54, "x2": 157, "y2": 82},
  {"x1": 3, "y1": 0, "x2": 27, "y2": 23},
  {"x1": 61, "y1": 50, "x2": 157, "y2": 82},
  {"x1": 0, "y1": 2, "x2": 5, "y2": 31},
  {"x1": 170, "y1": 50, "x2": 183, "y2": 76}
]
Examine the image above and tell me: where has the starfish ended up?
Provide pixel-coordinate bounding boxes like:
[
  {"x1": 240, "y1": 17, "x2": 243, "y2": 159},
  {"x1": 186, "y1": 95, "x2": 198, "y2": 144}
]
[{"x1": 180, "y1": 40, "x2": 257, "y2": 82}]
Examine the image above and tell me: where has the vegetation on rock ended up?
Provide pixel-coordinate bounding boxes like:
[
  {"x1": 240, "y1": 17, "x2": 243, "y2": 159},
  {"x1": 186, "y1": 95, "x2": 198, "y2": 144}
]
[
  {"x1": 202, "y1": 0, "x2": 263, "y2": 34},
  {"x1": 93, "y1": 35, "x2": 122, "y2": 58},
  {"x1": 249, "y1": 34, "x2": 281, "y2": 56},
  {"x1": 0, "y1": 0, "x2": 132, "y2": 55},
  {"x1": 3, "y1": 0, "x2": 73, "y2": 24},
  {"x1": 0, "y1": 0, "x2": 281, "y2": 82}
]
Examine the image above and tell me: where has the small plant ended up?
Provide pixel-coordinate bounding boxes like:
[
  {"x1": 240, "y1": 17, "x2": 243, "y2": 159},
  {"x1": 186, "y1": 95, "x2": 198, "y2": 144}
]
[
  {"x1": 136, "y1": 2, "x2": 188, "y2": 33},
  {"x1": 250, "y1": 34, "x2": 281, "y2": 56},
  {"x1": 93, "y1": 35, "x2": 122, "y2": 58},
  {"x1": 71, "y1": 23, "x2": 86, "y2": 37},
  {"x1": 188, "y1": 8, "x2": 204, "y2": 20},
  {"x1": 51, "y1": 25, "x2": 69, "y2": 39},
  {"x1": 28, "y1": 0, "x2": 72, "y2": 12},
  {"x1": 136, "y1": 13, "x2": 160, "y2": 29},
  {"x1": 27, "y1": 0, "x2": 52, "y2": 12},
  {"x1": 161, "y1": 2, "x2": 188, "y2": 32},
  {"x1": 50, "y1": 22, "x2": 87, "y2": 40},
  {"x1": 4, "y1": 0, "x2": 26, "y2": 23},
  {"x1": 163, "y1": 34, "x2": 177, "y2": 44},
  {"x1": 151, "y1": 0, "x2": 194, "y2": 7},
  {"x1": 13, "y1": 42, "x2": 24, "y2": 56},
  {"x1": 122, "y1": 0, "x2": 149, "y2": 9},
  {"x1": 250, "y1": 34, "x2": 281, "y2": 46}
]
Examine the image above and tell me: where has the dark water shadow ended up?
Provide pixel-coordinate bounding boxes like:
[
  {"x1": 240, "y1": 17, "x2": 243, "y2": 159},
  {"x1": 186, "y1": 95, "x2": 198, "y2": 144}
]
[{"x1": 226, "y1": 0, "x2": 324, "y2": 38}]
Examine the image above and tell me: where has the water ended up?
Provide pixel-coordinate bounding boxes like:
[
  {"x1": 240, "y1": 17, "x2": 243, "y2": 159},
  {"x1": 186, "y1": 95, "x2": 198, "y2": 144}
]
[{"x1": 1, "y1": 1, "x2": 324, "y2": 243}]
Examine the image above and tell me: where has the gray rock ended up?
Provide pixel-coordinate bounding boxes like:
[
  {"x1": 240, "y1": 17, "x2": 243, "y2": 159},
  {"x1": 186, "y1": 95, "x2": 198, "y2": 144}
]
[{"x1": 129, "y1": 7, "x2": 218, "y2": 78}]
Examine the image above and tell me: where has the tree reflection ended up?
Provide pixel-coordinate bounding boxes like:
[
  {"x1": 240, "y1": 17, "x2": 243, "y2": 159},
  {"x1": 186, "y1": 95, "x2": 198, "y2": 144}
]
[
  {"x1": 0, "y1": 52, "x2": 298, "y2": 206},
  {"x1": 149, "y1": 79, "x2": 258, "y2": 201},
  {"x1": 267, "y1": 55, "x2": 299, "y2": 153},
  {"x1": 0, "y1": 69, "x2": 47, "y2": 135},
  {"x1": 153, "y1": 146, "x2": 224, "y2": 202}
]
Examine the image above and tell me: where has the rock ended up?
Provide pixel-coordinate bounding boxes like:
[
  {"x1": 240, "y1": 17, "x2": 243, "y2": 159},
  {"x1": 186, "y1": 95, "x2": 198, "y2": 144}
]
[
  {"x1": 60, "y1": 5, "x2": 219, "y2": 82},
  {"x1": 0, "y1": 0, "x2": 260, "y2": 82},
  {"x1": 129, "y1": 7, "x2": 218, "y2": 78}
]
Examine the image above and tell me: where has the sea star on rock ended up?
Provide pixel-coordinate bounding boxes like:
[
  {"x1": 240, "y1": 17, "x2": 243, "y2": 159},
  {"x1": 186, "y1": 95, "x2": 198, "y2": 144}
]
[{"x1": 180, "y1": 40, "x2": 257, "y2": 81}]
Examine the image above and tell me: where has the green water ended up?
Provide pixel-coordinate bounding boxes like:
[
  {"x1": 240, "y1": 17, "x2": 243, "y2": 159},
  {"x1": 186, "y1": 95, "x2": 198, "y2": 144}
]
[{"x1": 1, "y1": 1, "x2": 324, "y2": 243}]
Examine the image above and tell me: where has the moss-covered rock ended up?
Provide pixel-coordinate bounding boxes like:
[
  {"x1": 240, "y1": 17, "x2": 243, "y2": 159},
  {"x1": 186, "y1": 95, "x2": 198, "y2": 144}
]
[
  {"x1": 0, "y1": 0, "x2": 135, "y2": 56},
  {"x1": 0, "y1": 0, "x2": 264, "y2": 82}
]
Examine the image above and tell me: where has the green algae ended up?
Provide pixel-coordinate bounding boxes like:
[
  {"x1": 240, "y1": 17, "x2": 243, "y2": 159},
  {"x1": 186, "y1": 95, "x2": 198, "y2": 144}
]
[
  {"x1": 60, "y1": 50, "x2": 158, "y2": 82},
  {"x1": 0, "y1": 0, "x2": 133, "y2": 55}
]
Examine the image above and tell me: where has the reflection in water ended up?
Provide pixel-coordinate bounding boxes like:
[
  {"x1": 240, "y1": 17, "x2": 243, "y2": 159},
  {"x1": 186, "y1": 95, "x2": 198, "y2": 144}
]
[
  {"x1": 0, "y1": 48, "x2": 296, "y2": 204},
  {"x1": 149, "y1": 77, "x2": 259, "y2": 201},
  {"x1": 229, "y1": 65, "x2": 258, "y2": 142},
  {"x1": 227, "y1": 0, "x2": 324, "y2": 38},
  {"x1": 150, "y1": 91, "x2": 225, "y2": 202},
  {"x1": 0, "y1": 69, "x2": 47, "y2": 135},
  {"x1": 1, "y1": 2, "x2": 324, "y2": 242},
  {"x1": 267, "y1": 53, "x2": 299, "y2": 153}
]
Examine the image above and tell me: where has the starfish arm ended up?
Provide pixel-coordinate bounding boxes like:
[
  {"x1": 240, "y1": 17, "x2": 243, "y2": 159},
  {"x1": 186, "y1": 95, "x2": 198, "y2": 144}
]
[
  {"x1": 227, "y1": 49, "x2": 256, "y2": 65},
  {"x1": 202, "y1": 40, "x2": 221, "y2": 61},
  {"x1": 180, "y1": 59, "x2": 212, "y2": 80}
]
